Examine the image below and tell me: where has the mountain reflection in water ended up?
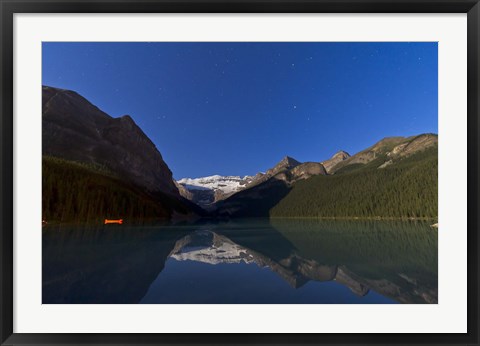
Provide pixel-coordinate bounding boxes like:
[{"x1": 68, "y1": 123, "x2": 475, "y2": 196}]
[{"x1": 42, "y1": 219, "x2": 437, "y2": 304}]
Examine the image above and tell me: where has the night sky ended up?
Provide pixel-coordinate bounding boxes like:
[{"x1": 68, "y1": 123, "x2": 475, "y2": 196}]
[{"x1": 42, "y1": 42, "x2": 438, "y2": 179}]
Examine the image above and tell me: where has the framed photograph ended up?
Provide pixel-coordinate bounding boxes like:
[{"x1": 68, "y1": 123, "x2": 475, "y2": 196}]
[{"x1": 1, "y1": 0, "x2": 479, "y2": 345}]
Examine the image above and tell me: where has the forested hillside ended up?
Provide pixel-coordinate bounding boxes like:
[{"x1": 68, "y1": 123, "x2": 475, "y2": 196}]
[
  {"x1": 42, "y1": 156, "x2": 194, "y2": 223},
  {"x1": 270, "y1": 147, "x2": 437, "y2": 219}
]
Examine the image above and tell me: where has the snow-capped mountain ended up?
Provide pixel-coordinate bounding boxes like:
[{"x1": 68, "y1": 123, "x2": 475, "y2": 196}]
[
  {"x1": 176, "y1": 175, "x2": 255, "y2": 208},
  {"x1": 177, "y1": 175, "x2": 253, "y2": 194}
]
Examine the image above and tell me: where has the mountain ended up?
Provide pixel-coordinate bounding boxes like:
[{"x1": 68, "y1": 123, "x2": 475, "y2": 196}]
[
  {"x1": 214, "y1": 156, "x2": 328, "y2": 217},
  {"x1": 215, "y1": 134, "x2": 438, "y2": 219},
  {"x1": 177, "y1": 156, "x2": 304, "y2": 210},
  {"x1": 42, "y1": 86, "x2": 437, "y2": 222},
  {"x1": 43, "y1": 85, "x2": 179, "y2": 196},
  {"x1": 177, "y1": 175, "x2": 254, "y2": 208},
  {"x1": 42, "y1": 86, "x2": 201, "y2": 222},
  {"x1": 271, "y1": 135, "x2": 438, "y2": 218}
]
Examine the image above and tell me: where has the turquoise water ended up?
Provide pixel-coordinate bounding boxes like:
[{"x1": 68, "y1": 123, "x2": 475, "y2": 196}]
[{"x1": 42, "y1": 219, "x2": 437, "y2": 304}]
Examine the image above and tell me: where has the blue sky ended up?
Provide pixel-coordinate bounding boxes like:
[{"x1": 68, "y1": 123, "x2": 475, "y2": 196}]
[{"x1": 42, "y1": 42, "x2": 437, "y2": 179}]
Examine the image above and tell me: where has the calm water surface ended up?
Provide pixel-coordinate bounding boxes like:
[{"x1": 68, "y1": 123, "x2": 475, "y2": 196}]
[{"x1": 42, "y1": 219, "x2": 437, "y2": 304}]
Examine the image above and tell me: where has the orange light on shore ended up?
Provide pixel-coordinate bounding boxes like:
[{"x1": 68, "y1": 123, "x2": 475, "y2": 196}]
[{"x1": 104, "y1": 219, "x2": 123, "y2": 225}]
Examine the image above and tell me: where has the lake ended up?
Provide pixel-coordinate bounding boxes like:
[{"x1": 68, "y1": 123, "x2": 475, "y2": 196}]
[{"x1": 42, "y1": 219, "x2": 437, "y2": 304}]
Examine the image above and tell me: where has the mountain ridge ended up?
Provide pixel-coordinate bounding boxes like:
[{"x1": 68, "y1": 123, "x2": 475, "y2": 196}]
[
  {"x1": 330, "y1": 133, "x2": 438, "y2": 174},
  {"x1": 214, "y1": 134, "x2": 437, "y2": 218}
]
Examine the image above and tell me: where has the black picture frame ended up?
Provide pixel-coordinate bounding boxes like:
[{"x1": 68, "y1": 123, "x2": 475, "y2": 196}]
[{"x1": 1, "y1": 0, "x2": 479, "y2": 345}]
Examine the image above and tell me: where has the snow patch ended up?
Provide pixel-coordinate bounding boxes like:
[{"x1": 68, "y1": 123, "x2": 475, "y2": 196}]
[{"x1": 177, "y1": 175, "x2": 254, "y2": 195}]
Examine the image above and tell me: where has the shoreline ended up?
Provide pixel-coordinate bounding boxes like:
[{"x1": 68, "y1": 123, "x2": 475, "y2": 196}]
[
  {"x1": 43, "y1": 215, "x2": 438, "y2": 227},
  {"x1": 268, "y1": 216, "x2": 437, "y2": 221}
]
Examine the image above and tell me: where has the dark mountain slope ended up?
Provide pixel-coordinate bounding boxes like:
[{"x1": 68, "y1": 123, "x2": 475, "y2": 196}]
[
  {"x1": 43, "y1": 85, "x2": 178, "y2": 196},
  {"x1": 215, "y1": 179, "x2": 291, "y2": 218},
  {"x1": 214, "y1": 157, "x2": 327, "y2": 218}
]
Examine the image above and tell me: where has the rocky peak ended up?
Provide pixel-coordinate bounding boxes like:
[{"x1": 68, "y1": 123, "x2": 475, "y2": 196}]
[
  {"x1": 332, "y1": 150, "x2": 350, "y2": 160},
  {"x1": 280, "y1": 156, "x2": 300, "y2": 166},
  {"x1": 267, "y1": 156, "x2": 301, "y2": 176},
  {"x1": 322, "y1": 150, "x2": 351, "y2": 174}
]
